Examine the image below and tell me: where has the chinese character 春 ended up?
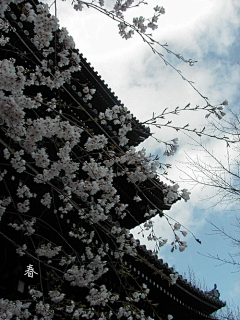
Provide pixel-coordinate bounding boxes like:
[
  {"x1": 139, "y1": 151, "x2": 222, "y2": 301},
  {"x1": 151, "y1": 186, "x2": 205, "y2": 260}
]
[{"x1": 24, "y1": 264, "x2": 38, "y2": 278}]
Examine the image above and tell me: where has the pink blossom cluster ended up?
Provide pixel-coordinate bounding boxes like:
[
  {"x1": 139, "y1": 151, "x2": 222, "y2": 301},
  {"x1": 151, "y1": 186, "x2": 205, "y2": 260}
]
[
  {"x1": 167, "y1": 223, "x2": 188, "y2": 252},
  {"x1": 17, "y1": 199, "x2": 30, "y2": 213},
  {"x1": 86, "y1": 285, "x2": 119, "y2": 306},
  {"x1": 17, "y1": 183, "x2": 33, "y2": 198},
  {"x1": 99, "y1": 105, "x2": 132, "y2": 146},
  {"x1": 163, "y1": 138, "x2": 179, "y2": 156},
  {"x1": 117, "y1": 304, "x2": 149, "y2": 320},
  {"x1": 9, "y1": 217, "x2": 36, "y2": 235},
  {"x1": 179, "y1": 241, "x2": 188, "y2": 252},
  {"x1": 63, "y1": 261, "x2": 108, "y2": 287},
  {"x1": 113, "y1": 0, "x2": 134, "y2": 15},
  {"x1": 40, "y1": 192, "x2": 52, "y2": 208},
  {"x1": 126, "y1": 284, "x2": 150, "y2": 303},
  {"x1": 118, "y1": 21, "x2": 135, "y2": 39},
  {"x1": 0, "y1": 196, "x2": 11, "y2": 221},
  {"x1": 162, "y1": 183, "x2": 180, "y2": 205},
  {"x1": 0, "y1": 17, "x2": 11, "y2": 32},
  {"x1": 48, "y1": 290, "x2": 66, "y2": 303},
  {"x1": 115, "y1": 2, "x2": 165, "y2": 39},
  {"x1": 16, "y1": 244, "x2": 27, "y2": 256},
  {"x1": 29, "y1": 287, "x2": 43, "y2": 301},
  {"x1": 35, "y1": 243, "x2": 62, "y2": 258},
  {"x1": 115, "y1": 228, "x2": 138, "y2": 257},
  {"x1": 85, "y1": 134, "x2": 108, "y2": 151},
  {"x1": 24, "y1": 116, "x2": 83, "y2": 154},
  {"x1": 0, "y1": 298, "x2": 31, "y2": 320},
  {"x1": 0, "y1": 0, "x2": 23, "y2": 18},
  {"x1": 59, "y1": 254, "x2": 76, "y2": 266},
  {"x1": 34, "y1": 301, "x2": 54, "y2": 319},
  {"x1": 24, "y1": 2, "x2": 58, "y2": 49},
  {"x1": 82, "y1": 86, "x2": 96, "y2": 102},
  {"x1": 0, "y1": 33, "x2": 9, "y2": 45}
]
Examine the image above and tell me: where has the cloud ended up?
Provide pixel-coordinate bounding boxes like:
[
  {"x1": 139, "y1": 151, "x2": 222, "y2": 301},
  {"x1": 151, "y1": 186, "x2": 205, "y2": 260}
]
[
  {"x1": 230, "y1": 280, "x2": 240, "y2": 300},
  {"x1": 157, "y1": 0, "x2": 240, "y2": 56}
]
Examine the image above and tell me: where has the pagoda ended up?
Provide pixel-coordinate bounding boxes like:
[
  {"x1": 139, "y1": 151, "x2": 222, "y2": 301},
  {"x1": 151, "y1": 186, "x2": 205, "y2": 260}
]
[{"x1": 0, "y1": 1, "x2": 225, "y2": 319}]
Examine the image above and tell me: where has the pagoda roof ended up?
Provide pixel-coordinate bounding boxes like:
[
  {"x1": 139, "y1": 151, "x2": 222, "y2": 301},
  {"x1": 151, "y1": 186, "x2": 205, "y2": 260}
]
[
  {"x1": 117, "y1": 237, "x2": 226, "y2": 319},
  {"x1": 79, "y1": 53, "x2": 152, "y2": 146},
  {"x1": 136, "y1": 242, "x2": 226, "y2": 308}
]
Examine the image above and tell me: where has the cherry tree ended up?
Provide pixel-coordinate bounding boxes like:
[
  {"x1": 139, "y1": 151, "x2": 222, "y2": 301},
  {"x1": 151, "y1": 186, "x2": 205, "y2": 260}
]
[{"x1": 0, "y1": 0, "x2": 229, "y2": 319}]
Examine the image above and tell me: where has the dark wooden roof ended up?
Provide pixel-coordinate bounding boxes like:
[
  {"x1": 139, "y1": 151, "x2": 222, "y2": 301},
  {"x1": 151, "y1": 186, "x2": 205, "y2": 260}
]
[
  {"x1": 134, "y1": 242, "x2": 226, "y2": 315},
  {"x1": 79, "y1": 54, "x2": 152, "y2": 147}
]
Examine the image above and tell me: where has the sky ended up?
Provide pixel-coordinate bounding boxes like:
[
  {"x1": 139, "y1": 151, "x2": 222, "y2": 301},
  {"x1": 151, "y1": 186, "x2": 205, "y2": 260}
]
[{"x1": 43, "y1": 0, "x2": 240, "y2": 313}]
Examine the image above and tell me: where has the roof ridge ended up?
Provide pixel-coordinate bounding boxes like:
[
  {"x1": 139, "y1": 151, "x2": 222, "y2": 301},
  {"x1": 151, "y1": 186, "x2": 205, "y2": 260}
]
[{"x1": 135, "y1": 241, "x2": 226, "y2": 307}]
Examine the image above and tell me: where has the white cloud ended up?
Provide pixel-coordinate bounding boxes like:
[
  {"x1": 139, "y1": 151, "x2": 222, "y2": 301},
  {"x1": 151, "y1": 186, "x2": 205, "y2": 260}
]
[{"x1": 230, "y1": 280, "x2": 240, "y2": 300}]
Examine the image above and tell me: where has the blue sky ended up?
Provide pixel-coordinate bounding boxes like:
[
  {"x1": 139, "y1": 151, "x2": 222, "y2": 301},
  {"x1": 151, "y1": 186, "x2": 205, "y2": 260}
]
[{"x1": 44, "y1": 0, "x2": 240, "y2": 312}]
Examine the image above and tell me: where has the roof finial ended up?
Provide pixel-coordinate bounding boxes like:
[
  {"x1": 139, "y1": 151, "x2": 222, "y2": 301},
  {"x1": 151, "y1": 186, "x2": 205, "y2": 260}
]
[{"x1": 205, "y1": 284, "x2": 220, "y2": 299}]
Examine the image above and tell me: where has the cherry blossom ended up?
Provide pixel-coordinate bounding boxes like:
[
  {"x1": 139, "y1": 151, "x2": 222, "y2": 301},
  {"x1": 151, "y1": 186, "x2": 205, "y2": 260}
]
[
  {"x1": 49, "y1": 290, "x2": 66, "y2": 303},
  {"x1": 36, "y1": 243, "x2": 62, "y2": 258},
  {"x1": 0, "y1": 1, "x2": 193, "y2": 318},
  {"x1": 16, "y1": 244, "x2": 27, "y2": 256},
  {"x1": 179, "y1": 241, "x2": 188, "y2": 252}
]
